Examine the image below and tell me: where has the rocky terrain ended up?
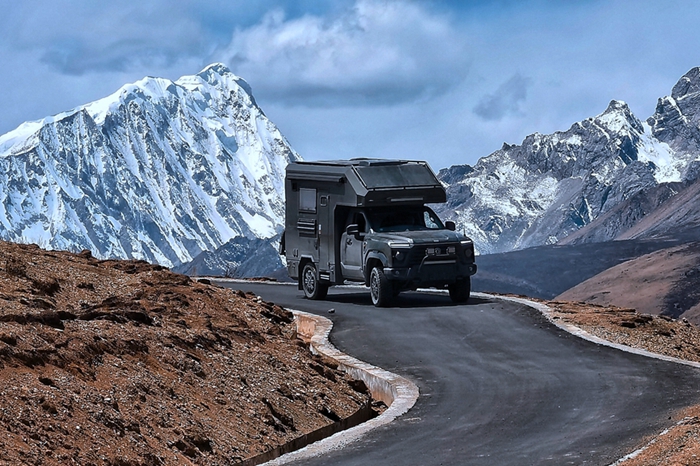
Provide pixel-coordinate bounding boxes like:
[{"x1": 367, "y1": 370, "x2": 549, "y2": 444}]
[
  {"x1": 0, "y1": 241, "x2": 373, "y2": 465},
  {"x1": 437, "y1": 67, "x2": 700, "y2": 256},
  {"x1": 3, "y1": 239, "x2": 700, "y2": 464}
]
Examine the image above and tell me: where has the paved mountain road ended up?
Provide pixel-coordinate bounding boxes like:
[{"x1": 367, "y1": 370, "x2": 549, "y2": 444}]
[{"x1": 217, "y1": 281, "x2": 700, "y2": 466}]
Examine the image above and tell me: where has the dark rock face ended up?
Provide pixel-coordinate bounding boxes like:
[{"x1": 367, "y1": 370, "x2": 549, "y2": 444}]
[
  {"x1": 647, "y1": 67, "x2": 700, "y2": 179},
  {"x1": 437, "y1": 164, "x2": 474, "y2": 186},
  {"x1": 438, "y1": 68, "x2": 700, "y2": 254},
  {"x1": 436, "y1": 100, "x2": 663, "y2": 253},
  {"x1": 558, "y1": 182, "x2": 684, "y2": 245},
  {"x1": 174, "y1": 235, "x2": 287, "y2": 279},
  {"x1": 0, "y1": 64, "x2": 299, "y2": 268}
]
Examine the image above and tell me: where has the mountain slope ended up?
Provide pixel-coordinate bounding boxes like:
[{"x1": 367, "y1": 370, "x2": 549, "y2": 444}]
[
  {"x1": 0, "y1": 64, "x2": 299, "y2": 267},
  {"x1": 437, "y1": 67, "x2": 700, "y2": 254},
  {"x1": 173, "y1": 234, "x2": 288, "y2": 280},
  {"x1": 556, "y1": 242, "x2": 700, "y2": 324},
  {"x1": 559, "y1": 174, "x2": 700, "y2": 245},
  {"x1": 472, "y1": 237, "x2": 681, "y2": 299}
]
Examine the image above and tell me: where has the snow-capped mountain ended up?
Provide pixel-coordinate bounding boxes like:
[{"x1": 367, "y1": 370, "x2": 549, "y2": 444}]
[
  {"x1": 437, "y1": 67, "x2": 700, "y2": 254},
  {"x1": 647, "y1": 67, "x2": 700, "y2": 180},
  {"x1": 0, "y1": 64, "x2": 300, "y2": 267}
]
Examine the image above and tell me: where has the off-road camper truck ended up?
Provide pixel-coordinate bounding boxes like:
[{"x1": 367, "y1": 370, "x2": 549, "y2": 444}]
[{"x1": 282, "y1": 159, "x2": 477, "y2": 307}]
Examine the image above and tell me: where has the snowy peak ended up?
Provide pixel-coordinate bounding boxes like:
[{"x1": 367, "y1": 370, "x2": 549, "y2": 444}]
[
  {"x1": 647, "y1": 67, "x2": 700, "y2": 177},
  {"x1": 435, "y1": 71, "x2": 700, "y2": 255},
  {"x1": 0, "y1": 64, "x2": 300, "y2": 267},
  {"x1": 485, "y1": 99, "x2": 648, "y2": 184},
  {"x1": 199, "y1": 62, "x2": 234, "y2": 77},
  {"x1": 595, "y1": 100, "x2": 644, "y2": 134}
]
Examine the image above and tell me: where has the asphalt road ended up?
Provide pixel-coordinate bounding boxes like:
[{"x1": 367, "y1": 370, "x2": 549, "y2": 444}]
[{"x1": 217, "y1": 281, "x2": 700, "y2": 466}]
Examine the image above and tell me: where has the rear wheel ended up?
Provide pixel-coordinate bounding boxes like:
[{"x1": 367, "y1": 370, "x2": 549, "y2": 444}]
[
  {"x1": 448, "y1": 277, "x2": 471, "y2": 303},
  {"x1": 302, "y1": 263, "x2": 328, "y2": 300},
  {"x1": 370, "y1": 266, "x2": 392, "y2": 307}
]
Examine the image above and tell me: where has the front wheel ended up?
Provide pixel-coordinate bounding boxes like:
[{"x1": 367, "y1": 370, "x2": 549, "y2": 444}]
[
  {"x1": 448, "y1": 277, "x2": 471, "y2": 303},
  {"x1": 302, "y1": 263, "x2": 328, "y2": 300},
  {"x1": 370, "y1": 266, "x2": 393, "y2": 307}
]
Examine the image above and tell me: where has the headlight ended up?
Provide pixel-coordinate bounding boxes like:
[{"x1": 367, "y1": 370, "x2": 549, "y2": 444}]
[
  {"x1": 461, "y1": 241, "x2": 475, "y2": 261},
  {"x1": 389, "y1": 241, "x2": 411, "y2": 263}
]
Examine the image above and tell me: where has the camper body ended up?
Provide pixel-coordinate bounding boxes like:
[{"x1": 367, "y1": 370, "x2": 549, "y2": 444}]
[{"x1": 282, "y1": 159, "x2": 477, "y2": 306}]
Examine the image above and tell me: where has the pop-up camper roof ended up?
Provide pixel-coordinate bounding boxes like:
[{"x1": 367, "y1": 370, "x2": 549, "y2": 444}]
[{"x1": 286, "y1": 158, "x2": 446, "y2": 205}]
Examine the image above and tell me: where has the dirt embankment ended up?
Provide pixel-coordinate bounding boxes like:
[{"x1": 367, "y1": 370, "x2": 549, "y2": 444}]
[
  {"x1": 556, "y1": 242, "x2": 700, "y2": 324},
  {"x1": 4, "y1": 239, "x2": 700, "y2": 465},
  {"x1": 0, "y1": 241, "x2": 374, "y2": 465}
]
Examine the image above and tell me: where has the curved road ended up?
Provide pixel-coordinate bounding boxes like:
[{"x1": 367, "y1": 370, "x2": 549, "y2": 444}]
[{"x1": 218, "y1": 281, "x2": 700, "y2": 466}]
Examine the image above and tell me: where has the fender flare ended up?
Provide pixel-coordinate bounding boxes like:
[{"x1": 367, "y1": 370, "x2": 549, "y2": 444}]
[{"x1": 364, "y1": 250, "x2": 389, "y2": 283}]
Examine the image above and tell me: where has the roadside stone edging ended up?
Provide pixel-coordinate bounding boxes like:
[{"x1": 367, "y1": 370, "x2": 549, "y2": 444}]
[
  {"x1": 473, "y1": 292, "x2": 700, "y2": 466},
  {"x1": 477, "y1": 292, "x2": 700, "y2": 371},
  {"x1": 261, "y1": 310, "x2": 420, "y2": 465}
]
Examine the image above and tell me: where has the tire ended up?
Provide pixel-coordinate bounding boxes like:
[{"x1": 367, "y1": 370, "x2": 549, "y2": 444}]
[
  {"x1": 370, "y1": 266, "x2": 393, "y2": 307},
  {"x1": 302, "y1": 263, "x2": 328, "y2": 300},
  {"x1": 448, "y1": 277, "x2": 471, "y2": 303}
]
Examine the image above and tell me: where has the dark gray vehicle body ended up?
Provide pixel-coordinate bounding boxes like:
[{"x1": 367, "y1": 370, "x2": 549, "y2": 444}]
[{"x1": 282, "y1": 158, "x2": 477, "y2": 305}]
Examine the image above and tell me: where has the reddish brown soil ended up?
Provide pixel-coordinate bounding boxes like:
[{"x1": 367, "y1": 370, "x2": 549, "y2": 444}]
[
  {"x1": 557, "y1": 242, "x2": 700, "y2": 325},
  {"x1": 0, "y1": 241, "x2": 372, "y2": 465},
  {"x1": 2, "y1": 239, "x2": 700, "y2": 465}
]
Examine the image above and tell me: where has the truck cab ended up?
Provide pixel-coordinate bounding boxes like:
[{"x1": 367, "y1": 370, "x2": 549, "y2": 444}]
[{"x1": 282, "y1": 159, "x2": 476, "y2": 307}]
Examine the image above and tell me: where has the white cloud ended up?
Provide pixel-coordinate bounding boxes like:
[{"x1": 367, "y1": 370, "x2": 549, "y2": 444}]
[
  {"x1": 2, "y1": 0, "x2": 700, "y2": 171},
  {"x1": 2, "y1": 0, "x2": 207, "y2": 75},
  {"x1": 217, "y1": 1, "x2": 470, "y2": 106}
]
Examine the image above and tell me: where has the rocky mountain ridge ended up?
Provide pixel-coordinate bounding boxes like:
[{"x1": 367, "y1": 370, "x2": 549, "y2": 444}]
[
  {"x1": 0, "y1": 64, "x2": 299, "y2": 268},
  {"x1": 436, "y1": 67, "x2": 700, "y2": 254}
]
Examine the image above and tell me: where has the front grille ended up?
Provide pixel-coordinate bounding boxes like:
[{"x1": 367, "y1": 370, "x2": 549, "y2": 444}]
[
  {"x1": 406, "y1": 246, "x2": 427, "y2": 266},
  {"x1": 405, "y1": 243, "x2": 459, "y2": 266}
]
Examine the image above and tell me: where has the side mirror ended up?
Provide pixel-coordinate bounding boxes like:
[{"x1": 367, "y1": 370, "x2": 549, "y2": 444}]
[
  {"x1": 445, "y1": 221, "x2": 456, "y2": 231},
  {"x1": 346, "y1": 224, "x2": 363, "y2": 240}
]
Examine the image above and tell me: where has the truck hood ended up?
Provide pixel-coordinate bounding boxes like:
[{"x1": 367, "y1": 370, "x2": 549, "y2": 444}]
[{"x1": 369, "y1": 229, "x2": 468, "y2": 244}]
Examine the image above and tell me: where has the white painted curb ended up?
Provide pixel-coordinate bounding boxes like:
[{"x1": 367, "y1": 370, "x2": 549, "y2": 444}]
[
  {"x1": 472, "y1": 292, "x2": 700, "y2": 466},
  {"x1": 262, "y1": 310, "x2": 420, "y2": 464},
  {"x1": 479, "y1": 292, "x2": 700, "y2": 370}
]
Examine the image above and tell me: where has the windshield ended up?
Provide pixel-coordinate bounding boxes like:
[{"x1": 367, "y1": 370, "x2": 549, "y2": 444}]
[{"x1": 367, "y1": 206, "x2": 445, "y2": 232}]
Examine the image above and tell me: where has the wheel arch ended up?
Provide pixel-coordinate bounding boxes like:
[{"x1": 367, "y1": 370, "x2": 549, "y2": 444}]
[
  {"x1": 364, "y1": 251, "x2": 389, "y2": 285},
  {"x1": 298, "y1": 256, "x2": 314, "y2": 290}
]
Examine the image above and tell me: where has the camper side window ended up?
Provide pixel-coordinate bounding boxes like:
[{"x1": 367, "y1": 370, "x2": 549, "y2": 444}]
[{"x1": 299, "y1": 188, "x2": 317, "y2": 213}]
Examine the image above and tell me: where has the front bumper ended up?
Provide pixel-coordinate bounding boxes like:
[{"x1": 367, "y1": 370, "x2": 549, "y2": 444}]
[{"x1": 385, "y1": 260, "x2": 476, "y2": 288}]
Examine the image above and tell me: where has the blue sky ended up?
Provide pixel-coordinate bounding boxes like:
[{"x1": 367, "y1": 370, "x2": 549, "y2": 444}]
[{"x1": 1, "y1": 0, "x2": 700, "y2": 170}]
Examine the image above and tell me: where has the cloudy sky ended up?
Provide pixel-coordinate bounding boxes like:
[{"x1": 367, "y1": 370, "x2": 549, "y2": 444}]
[{"x1": 1, "y1": 0, "x2": 700, "y2": 170}]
